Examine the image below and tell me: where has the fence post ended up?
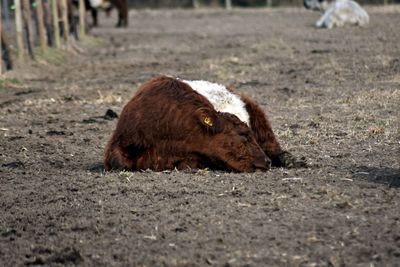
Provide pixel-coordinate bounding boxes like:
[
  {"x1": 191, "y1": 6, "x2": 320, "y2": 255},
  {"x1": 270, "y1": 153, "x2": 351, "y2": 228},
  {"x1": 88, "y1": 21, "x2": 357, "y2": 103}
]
[
  {"x1": 225, "y1": 0, "x2": 232, "y2": 10},
  {"x1": 266, "y1": 0, "x2": 272, "y2": 7},
  {"x1": 2, "y1": 0, "x2": 11, "y2": 31},
  {"x1": 1, "y1": 29, "x2": 12, "y2": 70},
  {"x1": 44, "y1": 1, "x2": 53, "y2": 46},
  {"x1": 15, "y1": 0, "x2": 25, "y2": 59},
  {"x1": 192, "y1": 0, "x2": 199, "y2": 8},
  {"x1": 22, "y1": 0, "x2": 35, "y2": 59},
  {"x1": 51, "y1": 0, "x2": 61, "y2": 48},
  {"x1": 60, "y1": 0, "x2": 69, "y2": 49},
  {"x1": 36, "y1": 0, "x2": 47, "y2": 53},
  {"x1": 0, "y1": 2, "x2": 2, "y2": 75},
  {"x1": 79, "y1": 0, "x2": 86, "y2": 39}
]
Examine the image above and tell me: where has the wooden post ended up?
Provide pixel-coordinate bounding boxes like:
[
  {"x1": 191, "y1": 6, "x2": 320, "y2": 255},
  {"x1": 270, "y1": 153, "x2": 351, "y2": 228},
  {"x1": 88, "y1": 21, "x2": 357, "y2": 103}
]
[
  {"x1": 36, "y1": 0, "x2": 47, "y2": 53},
  {"x1": 79, "y1": 0, "x2": 86, "y2": 39},
  {"x1": 0, "y1": 3, "x2": 12, "y2": 72},
  {"x1": 266, "y1": 0, "x2": 272, "y2": 7},
  {"x1": 0, "y1": 2, "x2": 2, "y2": 74},
  {"x1": 1, "y1": 29, "x2": 13, "y2": 70},
  {"x1": 44, "y1": 1, "x2": 53, "y2": 46},
  {"x1": 2, "y1": 0, "x2": 11, "y2": 31},
  {"x1": 225, "y1": 0, "x2": 232, "y2": 10},
  {"x1": 22, "y1": 0, "x2": 35, "y2": 59},
  {"x1": 192, "y1": 0, "x2": 199, "y2": 8},
  {"x1": 60, "y1": 0, "x2": 69, "y2": 49},
  {"x1": 51, "y1": 0, "x2": 61, "y2": 49},
  {"x1": 15, "y1": 0, "x2": 25, "y2": 59}
]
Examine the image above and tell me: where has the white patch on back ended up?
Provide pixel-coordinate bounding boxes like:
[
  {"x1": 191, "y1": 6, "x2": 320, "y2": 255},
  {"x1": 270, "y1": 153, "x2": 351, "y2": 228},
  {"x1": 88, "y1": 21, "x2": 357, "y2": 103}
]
[
  {"x1": 183, "y1": 80, "x2": 250, "y2": 126},
  {"x1": 316, "y1": 0, "x2": 369, "y2": 28}
]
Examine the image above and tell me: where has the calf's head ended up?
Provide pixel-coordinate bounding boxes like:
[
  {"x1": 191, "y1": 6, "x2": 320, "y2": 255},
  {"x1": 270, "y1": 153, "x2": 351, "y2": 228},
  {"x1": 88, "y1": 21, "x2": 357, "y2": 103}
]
[{"x1": 190, "y1": 108, "x2": 270, "y2": 172}]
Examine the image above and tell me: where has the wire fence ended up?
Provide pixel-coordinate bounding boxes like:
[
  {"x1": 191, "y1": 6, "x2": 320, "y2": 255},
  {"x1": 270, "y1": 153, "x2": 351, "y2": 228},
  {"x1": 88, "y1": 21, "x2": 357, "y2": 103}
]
[{"x1": 0, "y1": 0, "x2": 87, "y2": 75}]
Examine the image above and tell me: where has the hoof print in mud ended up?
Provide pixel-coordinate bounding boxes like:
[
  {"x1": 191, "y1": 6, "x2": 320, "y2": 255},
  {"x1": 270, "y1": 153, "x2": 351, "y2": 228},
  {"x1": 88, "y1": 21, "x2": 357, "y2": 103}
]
[
  {"x1": 46, "y1": 130, "x2": 67, "y2": 136},
  {"x1": 2, "y1": 161, "x2": 25, "y2": 169},
  {"x1": 104, "y1": 76, "x2": 300, "y2": 172}
]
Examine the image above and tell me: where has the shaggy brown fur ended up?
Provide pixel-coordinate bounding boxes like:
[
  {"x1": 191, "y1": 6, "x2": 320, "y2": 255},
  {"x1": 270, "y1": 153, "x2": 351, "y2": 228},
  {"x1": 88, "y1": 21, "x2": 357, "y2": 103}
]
[{"x1": 104, "y1": 76, "x2": 301, "y2": 172}]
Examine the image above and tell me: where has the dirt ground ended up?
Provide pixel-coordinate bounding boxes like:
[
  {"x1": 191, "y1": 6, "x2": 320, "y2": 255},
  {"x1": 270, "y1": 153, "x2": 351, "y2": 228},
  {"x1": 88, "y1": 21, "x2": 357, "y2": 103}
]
[{"x1": 1, "y1": 6, "x2": 400, "y2": 267}]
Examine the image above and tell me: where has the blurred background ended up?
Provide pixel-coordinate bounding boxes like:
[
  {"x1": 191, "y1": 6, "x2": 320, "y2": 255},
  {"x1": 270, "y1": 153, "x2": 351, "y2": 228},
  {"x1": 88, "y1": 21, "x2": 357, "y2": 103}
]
[{"x1": 127, "y1": 0, "x2": 400, "y2": 8}]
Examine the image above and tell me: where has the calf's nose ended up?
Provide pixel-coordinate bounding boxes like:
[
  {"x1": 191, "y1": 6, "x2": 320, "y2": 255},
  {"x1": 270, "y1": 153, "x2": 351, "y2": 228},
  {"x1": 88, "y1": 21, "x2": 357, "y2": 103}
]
[{"x1": 252, "y1": 154, "x2": 271, "y2": 171}]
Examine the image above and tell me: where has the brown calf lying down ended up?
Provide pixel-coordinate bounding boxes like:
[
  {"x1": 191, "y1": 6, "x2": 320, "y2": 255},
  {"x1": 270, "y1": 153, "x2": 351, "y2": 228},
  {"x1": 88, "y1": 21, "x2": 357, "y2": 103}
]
[{"x1": 104, "y1": 76, "x2": 303, "y2": 172}]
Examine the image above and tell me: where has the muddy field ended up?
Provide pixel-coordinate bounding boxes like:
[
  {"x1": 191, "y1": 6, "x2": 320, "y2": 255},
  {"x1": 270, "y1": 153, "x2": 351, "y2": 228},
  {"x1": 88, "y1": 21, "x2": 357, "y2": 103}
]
[{"x1": 1, "y1": 6, "x2": 400, "y2": 266}]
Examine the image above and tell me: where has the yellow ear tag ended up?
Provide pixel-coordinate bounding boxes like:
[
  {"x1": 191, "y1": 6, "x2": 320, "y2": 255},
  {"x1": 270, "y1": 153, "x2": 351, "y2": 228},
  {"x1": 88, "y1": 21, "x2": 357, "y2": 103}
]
[{"x1": 203, "y1": 116, "x2": 213, "y2": 127}]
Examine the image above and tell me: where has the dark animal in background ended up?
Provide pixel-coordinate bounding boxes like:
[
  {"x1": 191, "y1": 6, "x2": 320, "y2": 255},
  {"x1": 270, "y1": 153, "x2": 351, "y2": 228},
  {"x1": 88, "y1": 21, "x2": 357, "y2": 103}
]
[
  {"x1": 104, "y1": 76, "x2": 303, "y2": 172},
  {"x1": 72, "y1": 0, "x2": 129, "y2": 28},
  {"x1": 69, "y1": 0, "x2": 129, "y2": 32},
  {"x1": 69, "y1": 0, "x2": 101, "y2": 29},
  {"x1": 109, "y1": 0, "x2": 129, "y2": 27},
  {"x1": 84, "y1": 0, "x2": 100, "y2": 27}
]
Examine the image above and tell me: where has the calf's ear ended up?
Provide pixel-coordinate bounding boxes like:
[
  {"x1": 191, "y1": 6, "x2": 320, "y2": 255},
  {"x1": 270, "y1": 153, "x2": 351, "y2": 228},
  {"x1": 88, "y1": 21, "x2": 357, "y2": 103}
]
[
  {"x1": 195, "y1": 108, "x2": 222, "y2": 134},
  {"x1": 202, "y1": 116, "x2": 214, "y2": 127}
]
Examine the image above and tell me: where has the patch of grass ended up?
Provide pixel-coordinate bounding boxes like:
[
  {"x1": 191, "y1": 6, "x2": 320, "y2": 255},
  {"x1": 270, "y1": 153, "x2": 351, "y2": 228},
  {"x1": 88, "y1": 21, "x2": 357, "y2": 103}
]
[
  {"x1": 250, "y1": 38, "x2": 293, "y2": 54},
  {"x1": 118, "y1": 171, "x2": 134, "y2": 182},
  {"x1": 96, "y1": 91, "x2": 122, "y2": 104},
  {"x1": 80, "y1": 35, "x2": 109, "y2": 49},
  {"x1": 35, "y1": 48, "x2": 69, "y2": 66},
  {"x1": 0, "y1": 78, "x2": 23, "y2": 90},
  {"x1": 368, "y1": 125, "x2": 385, "y2": 136}
]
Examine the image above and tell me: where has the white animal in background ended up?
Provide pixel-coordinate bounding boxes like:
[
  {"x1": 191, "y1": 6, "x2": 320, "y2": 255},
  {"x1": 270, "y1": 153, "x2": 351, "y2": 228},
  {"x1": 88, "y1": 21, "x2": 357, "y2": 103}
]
[{"x1": 304, "y1": 0, "x2": 370, "y2": 29}]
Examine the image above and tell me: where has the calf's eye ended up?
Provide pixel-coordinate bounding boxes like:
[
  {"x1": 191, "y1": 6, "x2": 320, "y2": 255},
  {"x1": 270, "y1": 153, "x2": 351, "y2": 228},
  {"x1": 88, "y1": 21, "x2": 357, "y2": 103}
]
[{"x1": 240, "y1": 134, "x2": 249, "y2": 142}]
